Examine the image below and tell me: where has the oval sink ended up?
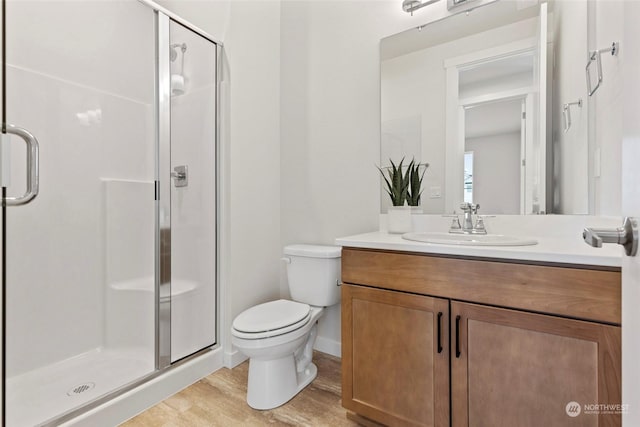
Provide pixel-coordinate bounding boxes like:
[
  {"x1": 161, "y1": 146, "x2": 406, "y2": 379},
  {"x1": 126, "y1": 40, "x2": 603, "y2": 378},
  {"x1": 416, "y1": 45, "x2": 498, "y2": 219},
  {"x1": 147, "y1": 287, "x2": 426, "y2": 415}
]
[{"x1": 402, "y1": 232, "x2": 538, "y2": 246}]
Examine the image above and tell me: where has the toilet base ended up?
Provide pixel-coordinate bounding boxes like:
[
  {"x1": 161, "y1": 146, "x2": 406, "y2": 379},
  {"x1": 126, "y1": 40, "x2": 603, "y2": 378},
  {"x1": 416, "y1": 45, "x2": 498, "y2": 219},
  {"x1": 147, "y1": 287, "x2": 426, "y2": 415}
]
[
  {"x1": 247, "y1": 355, "x2": 318, "y2": 410},
  {"x1": 234, "y1": 308, "x2": 324, "y2": 410},
  {"x1": 297, "y1": 361, "x2": 318, "y2": 396}
]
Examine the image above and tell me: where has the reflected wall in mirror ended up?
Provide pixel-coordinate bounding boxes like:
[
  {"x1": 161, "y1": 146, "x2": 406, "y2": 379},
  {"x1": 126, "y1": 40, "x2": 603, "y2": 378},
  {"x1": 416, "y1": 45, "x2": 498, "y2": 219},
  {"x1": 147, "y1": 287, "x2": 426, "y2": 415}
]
[{"x1": 380, "y1": 0, "x2": 623, "y2": 215}]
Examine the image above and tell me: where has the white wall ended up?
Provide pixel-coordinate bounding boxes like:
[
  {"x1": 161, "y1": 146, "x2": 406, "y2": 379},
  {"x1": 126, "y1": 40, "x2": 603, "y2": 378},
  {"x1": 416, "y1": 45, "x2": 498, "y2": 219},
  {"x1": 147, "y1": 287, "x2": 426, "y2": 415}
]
[
  {"x1": 279, "y1": 0, "x2": 444, "y2": 355},
  {"x1": 226, "y1": 0, "x2": 282, "y2": 362},
  {"x1": 466, "y1": 132, "x2": 521, "y2": 214},
  {"x1": 551, "y1": 0, "x2": 589, "y2": 214},
  {"x1": 590, "y1": 0, "x2": 623, "y2": 216}
]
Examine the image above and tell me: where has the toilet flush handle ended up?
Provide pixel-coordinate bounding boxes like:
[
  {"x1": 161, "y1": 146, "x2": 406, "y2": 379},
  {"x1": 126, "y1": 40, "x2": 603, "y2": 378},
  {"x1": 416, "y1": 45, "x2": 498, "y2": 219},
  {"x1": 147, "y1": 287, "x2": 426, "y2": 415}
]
[{"x1": 281, "y1": 257, "x2": 291, "y2": 264}]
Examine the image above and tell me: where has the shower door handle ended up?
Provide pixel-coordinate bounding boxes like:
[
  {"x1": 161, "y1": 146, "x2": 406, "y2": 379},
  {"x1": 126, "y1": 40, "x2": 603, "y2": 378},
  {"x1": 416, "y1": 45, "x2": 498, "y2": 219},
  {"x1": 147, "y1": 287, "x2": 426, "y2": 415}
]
[{"x1": 2, "y1": 124, "x2": 40, "y2": 206}]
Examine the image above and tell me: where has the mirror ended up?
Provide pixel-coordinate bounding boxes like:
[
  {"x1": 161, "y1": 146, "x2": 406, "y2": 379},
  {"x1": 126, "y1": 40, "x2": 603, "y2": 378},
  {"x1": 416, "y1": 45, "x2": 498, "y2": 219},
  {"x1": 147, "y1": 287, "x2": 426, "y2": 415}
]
[{"x1": 380, "y1": 0, "x2": 616, "y2": 215}]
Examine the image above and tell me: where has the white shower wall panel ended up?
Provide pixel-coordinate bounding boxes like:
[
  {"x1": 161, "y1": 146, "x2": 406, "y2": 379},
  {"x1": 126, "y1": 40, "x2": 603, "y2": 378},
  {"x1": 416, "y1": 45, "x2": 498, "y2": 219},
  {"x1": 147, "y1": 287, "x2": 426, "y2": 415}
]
[
  {"x1": 103, "y1": 180, "x2": 155, "y2": 290},
  {"x1": 171, "y1": 87, "x2": 216, "y2": 282},
  {"x1": 7, "y1": 1, "x2": 154, "y2": 106},
  {"x1": 5, "y1": 66, "x2": 154, "y2": 376}
]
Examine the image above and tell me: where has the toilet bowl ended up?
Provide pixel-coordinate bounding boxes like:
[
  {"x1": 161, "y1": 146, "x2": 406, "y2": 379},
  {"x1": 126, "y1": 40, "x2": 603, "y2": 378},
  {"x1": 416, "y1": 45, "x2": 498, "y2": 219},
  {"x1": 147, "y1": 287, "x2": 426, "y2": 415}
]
[
  {"x1": 232, "y1": 300, "x2": 324, "y2": 409},
  {"x1": 231, "y1": 244, "x2": 341, "y2": 410}
]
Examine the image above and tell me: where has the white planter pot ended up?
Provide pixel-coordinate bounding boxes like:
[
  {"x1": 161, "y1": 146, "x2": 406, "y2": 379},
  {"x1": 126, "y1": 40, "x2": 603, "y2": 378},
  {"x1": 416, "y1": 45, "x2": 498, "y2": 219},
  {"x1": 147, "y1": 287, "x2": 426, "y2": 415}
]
[{"x1": 387, "y1": 206, "x2": 412, "y2": 234}]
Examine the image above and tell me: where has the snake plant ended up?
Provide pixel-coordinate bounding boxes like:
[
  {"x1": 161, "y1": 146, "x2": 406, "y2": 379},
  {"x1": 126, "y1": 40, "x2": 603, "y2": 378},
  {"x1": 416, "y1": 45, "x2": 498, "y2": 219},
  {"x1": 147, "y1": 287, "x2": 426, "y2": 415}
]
[
  {"x1": 378, "y1": 158, "x2": 411, "y2": 206},
  {"x1": 378, "y1": 158, "x2": 429, "y2": 207},
  {"x1": 407, "y1": 161, "x2": 429, "y2": 206}
]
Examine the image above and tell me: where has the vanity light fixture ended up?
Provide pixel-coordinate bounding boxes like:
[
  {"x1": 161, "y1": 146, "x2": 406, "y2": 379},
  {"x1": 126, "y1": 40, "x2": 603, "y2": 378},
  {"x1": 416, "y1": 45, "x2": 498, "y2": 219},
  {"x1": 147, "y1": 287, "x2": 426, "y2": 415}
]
[
  {"x1": 447, "y1": 0, "x2": 473, "y2": 10},
  {"x1": 402, "y1": 0, "x2": 440, "y2": 16}
]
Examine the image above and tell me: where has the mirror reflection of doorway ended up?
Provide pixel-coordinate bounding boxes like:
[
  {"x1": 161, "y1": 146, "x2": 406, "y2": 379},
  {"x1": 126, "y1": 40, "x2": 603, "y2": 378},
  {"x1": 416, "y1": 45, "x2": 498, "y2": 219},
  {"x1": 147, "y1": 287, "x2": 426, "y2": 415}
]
[
  {"x1": 464, "y1": 97, "x2": 525, "y2": 214},
  {"x1": 464, "y1": 151, "x2": 474, "y2": 204}
]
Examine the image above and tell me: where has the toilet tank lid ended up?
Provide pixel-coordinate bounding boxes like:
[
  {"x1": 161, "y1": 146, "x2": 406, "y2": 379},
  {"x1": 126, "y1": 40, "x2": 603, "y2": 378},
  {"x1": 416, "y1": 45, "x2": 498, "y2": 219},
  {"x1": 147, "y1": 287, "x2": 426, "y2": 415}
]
[{"x1": 283, "y1": 244, "x2": 342, "y2": 258}]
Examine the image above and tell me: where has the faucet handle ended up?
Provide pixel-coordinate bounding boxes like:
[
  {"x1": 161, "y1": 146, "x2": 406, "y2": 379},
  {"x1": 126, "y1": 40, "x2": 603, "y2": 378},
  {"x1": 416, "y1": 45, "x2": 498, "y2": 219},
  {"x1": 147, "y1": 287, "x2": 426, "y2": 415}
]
[
  {"x1": 474, "y1": 215, "x2": 495, "y2": 234},
  {"x1": 450, "y1": 216, "x2": 461, "y2": 230},
  {"x1": 442, "y1": 214, "x2": 461, "y2": 230}
]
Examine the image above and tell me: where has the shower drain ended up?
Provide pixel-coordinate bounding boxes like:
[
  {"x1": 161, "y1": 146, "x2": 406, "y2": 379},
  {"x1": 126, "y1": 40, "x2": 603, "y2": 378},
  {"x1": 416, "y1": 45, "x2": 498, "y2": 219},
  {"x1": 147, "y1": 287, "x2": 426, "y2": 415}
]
[{"x1": 67, "y1": 382, "x2": 96, "y2": 397}]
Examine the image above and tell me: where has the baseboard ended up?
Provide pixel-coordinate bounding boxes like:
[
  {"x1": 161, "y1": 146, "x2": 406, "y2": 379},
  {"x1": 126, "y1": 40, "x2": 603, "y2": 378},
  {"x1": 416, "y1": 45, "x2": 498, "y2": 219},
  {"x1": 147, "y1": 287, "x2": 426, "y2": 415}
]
[
  {"x1": 224, "y1": 348, "x2": 248, "y2": 368},
  {"x1": 64, "y1": 348, "x2": 223, "y2": 427},
  {"x1": 314, "y1": 336, "x2": 341, "y2": 358}
]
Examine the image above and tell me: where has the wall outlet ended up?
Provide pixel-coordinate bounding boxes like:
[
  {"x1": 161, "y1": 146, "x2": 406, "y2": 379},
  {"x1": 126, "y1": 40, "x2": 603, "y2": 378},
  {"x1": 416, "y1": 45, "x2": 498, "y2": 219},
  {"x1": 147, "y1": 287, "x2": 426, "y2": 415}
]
[{"x1": 429, "y1": 186, "x2": 441, "y2": 198}]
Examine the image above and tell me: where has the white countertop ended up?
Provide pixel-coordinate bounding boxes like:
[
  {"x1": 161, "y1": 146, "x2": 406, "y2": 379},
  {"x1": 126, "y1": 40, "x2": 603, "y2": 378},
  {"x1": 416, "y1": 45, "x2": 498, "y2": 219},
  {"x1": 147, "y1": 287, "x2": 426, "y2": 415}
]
[{"x1": 335, "y1": 230, "x2": 622, "y2": 267}]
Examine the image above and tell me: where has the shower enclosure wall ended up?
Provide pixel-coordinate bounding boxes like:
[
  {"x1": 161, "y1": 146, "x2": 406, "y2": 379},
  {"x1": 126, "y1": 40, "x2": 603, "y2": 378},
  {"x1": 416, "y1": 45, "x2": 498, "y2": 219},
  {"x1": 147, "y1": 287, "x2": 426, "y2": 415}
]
[{"x1": 0, "y1": 1, "x2": 219, "y2": 425}]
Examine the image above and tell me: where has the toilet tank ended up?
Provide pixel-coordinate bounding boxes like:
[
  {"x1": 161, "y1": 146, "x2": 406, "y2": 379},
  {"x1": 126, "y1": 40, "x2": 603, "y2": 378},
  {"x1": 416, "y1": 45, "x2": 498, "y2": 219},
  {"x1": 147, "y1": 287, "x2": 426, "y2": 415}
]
[{"x1": 283, "y1": 244, "x2": 342, "y2": 307}]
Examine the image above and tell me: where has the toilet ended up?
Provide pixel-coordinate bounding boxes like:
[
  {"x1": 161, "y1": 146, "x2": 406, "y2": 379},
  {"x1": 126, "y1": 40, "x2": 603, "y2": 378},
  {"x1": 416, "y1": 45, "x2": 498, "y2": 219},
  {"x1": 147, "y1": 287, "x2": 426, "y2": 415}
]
[{"x1": 231, "y1": 244, "x2": 342, "y2": 410}]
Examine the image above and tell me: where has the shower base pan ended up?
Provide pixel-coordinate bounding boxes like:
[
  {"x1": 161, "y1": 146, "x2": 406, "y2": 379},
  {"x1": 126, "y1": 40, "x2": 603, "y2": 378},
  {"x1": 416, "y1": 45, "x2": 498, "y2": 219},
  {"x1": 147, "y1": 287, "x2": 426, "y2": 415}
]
[{"x1": 6, "y1": 347, "x2": 153, "y2": 427}]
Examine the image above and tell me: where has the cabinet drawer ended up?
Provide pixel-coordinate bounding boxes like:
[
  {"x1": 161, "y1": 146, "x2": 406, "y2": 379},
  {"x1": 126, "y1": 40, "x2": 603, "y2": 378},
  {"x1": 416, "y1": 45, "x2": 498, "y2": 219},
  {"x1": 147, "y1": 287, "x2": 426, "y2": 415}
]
[{"x1": 342, "y1": 248, "x2": 621, "y2": 325}]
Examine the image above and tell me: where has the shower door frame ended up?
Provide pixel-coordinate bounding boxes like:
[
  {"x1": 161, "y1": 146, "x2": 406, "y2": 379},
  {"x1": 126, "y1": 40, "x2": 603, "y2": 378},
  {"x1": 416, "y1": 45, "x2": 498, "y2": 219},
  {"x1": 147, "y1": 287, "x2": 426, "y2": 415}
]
[
  {"x1": 0, "y1": 0, "x2": 223, "y2": 425},
  {"x1": 156, "y1": 10, "x2": 222, "y2": 369}
]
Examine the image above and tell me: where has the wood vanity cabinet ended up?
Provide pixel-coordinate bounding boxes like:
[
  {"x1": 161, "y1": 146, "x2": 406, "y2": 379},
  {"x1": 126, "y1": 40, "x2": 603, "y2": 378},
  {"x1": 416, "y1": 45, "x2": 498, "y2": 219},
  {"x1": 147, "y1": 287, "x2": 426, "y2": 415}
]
[
  {"x1": 341, "y1": 248, "x2": 622, "y2": 427},
  {"x1": 341, "y1": 284, "x2": 450, "y2": 426}
]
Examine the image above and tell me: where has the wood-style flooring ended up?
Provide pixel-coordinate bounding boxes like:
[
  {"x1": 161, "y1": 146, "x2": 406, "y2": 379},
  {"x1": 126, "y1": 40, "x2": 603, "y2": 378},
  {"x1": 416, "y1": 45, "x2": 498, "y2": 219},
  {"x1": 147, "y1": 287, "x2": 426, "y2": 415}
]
[{"x1": 121, "y1": 351, "x2": 358, "y2": 427}]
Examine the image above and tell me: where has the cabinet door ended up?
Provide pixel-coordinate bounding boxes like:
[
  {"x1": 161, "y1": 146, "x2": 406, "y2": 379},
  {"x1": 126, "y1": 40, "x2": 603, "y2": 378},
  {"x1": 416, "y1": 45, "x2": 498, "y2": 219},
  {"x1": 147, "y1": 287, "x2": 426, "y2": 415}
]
[
  {"x1": 342, "y1": 284, "x2": 450, "y2": 427},
  {"x1": 451, "y1": 301, "x2": 621, "y2": 427}
]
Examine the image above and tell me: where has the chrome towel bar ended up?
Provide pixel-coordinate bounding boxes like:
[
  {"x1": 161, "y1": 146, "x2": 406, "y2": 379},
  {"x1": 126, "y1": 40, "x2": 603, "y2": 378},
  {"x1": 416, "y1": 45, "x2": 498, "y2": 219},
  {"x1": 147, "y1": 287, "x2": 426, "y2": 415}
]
[{"x1": 586, "y1": 41, "x2": 619, "y2": 97}]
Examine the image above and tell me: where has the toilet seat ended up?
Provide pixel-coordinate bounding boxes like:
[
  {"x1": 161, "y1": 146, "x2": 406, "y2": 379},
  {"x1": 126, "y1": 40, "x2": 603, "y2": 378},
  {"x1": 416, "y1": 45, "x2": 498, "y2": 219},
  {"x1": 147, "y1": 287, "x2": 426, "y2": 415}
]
[{"x1": 232, "y1": 299, "x2": 311, "y2": 340}]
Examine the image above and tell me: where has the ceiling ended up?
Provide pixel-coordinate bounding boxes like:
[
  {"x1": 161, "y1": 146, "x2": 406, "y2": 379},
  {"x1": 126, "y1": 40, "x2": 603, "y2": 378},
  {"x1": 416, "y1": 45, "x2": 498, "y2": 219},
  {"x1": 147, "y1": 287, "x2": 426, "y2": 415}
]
[{"x1": 465, "y1": 97, "x2": 523, "y2": 139}]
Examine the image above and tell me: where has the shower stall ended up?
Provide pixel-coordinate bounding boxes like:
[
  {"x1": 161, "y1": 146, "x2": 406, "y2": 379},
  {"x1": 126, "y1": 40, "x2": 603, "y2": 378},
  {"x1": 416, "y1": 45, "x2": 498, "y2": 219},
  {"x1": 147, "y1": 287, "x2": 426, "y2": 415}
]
[{"x1": 0, "y1": 1, "x2": 219, "y2": 425}]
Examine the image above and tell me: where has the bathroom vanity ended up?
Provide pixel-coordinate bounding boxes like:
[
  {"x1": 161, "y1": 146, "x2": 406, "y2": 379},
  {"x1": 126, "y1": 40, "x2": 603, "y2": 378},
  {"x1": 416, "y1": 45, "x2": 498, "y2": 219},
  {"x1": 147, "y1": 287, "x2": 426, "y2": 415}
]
[{"x1": 337, "y1": 230, "x2": 622, "y2": 427}]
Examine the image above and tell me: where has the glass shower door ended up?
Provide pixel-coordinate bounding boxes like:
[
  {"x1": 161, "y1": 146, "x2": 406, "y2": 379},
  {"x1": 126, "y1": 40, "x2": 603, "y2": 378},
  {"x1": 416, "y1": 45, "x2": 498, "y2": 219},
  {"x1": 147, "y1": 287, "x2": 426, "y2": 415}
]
[
  {"x1": 164, "y1": 19, "x2": 217, "y2": 363},
  {"x1": 3, "y1": 1, "x2": 157, "y2": 425}
]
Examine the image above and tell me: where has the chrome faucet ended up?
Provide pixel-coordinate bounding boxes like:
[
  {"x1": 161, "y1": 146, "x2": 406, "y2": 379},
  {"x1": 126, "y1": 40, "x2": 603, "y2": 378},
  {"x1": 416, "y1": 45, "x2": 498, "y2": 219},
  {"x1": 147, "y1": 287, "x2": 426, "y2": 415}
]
[{"x1": 449, "y1": 203, "x2": 487, "y2": 234}]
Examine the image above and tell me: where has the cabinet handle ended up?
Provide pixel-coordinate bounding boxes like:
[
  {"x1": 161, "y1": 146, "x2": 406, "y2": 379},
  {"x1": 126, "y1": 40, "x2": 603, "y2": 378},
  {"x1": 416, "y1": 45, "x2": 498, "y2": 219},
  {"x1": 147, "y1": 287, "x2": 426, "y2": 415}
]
[
  {"x1": 455, "y1": 315, "x2": 461, "y2": 358},
  {"x1": 437, "y1": 312, "x2": 443, "y2": 354}
]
